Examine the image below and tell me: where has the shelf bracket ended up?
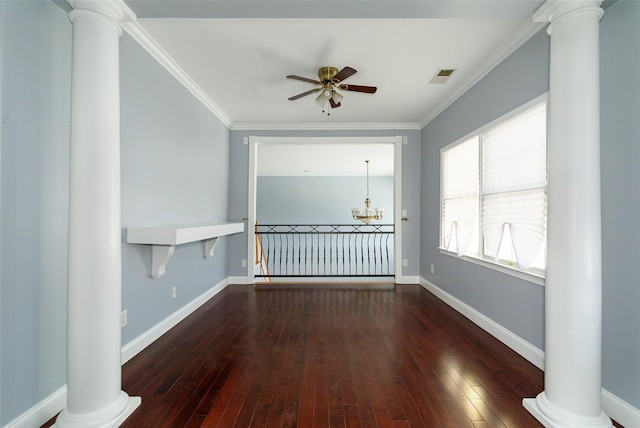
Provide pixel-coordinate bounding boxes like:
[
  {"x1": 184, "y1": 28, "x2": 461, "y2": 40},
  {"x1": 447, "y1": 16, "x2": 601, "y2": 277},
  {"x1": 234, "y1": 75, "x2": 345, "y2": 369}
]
[
  {"x1": 127, "y1": 221, "x2": 244, "y2": 279},
  {"x1": 151, "y1": 245, "x2": 175, "y2": 279},
  {"x1": 204, "y1": 237, "x2": 220, "y2": 259}
]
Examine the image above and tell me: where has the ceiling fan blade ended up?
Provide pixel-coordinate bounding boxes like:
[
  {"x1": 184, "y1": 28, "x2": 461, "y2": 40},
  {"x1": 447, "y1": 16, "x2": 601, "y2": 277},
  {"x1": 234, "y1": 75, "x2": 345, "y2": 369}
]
[
  {"x1": 288, "y1": 88, "x2": 320, "y2": 100},
  {"x1": 286, "y1": 74, "x2": 321, "y2": 85},
  {"x1": 332, "y1": 66, "x2": 357, "y2": 83},
  {"x1": 329, "y1": 98, "x2": 341, "y2": 109},
  {"x1": 339, "y1": 84, "x2": 377, "y2": 94}
]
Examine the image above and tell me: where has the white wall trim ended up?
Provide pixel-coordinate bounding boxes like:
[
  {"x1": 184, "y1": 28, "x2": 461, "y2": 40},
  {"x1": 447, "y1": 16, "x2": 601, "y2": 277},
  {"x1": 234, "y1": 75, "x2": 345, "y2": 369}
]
[
  {"x1": 439, "y1": 249, "x2": 545, "y2": 287},
  {"x1": 419, "y1": 276, "x2": 640, "y2": 428},
  {"x1": 116, "y1": 20, "x2": 422, "y2": 133},
  {"x1": 419, "y1": 277, "x2": 545, "y2": 369},
  {"x1": 93, "y1": 3, "x2": 543, "y2": 134},
  {"x1": 398, "y1": 275, "x2": 420, "y2": 284},
  {"x1": 393, "y1": 140, "x2": 403, "y2": 284},
  {"x1": 117, "y1": 8, "x2": 544, "y2": 132},
  {"x1": 255, "y1": 277, "x2": 395, "y2": 284},
  {"x1": 419, "y1": 20, "x2": 547, "y2": 128},
  {"x1": 121, "y1": 277, "x2": 231, "y2": 363},
  {"x1": 603, "y1": 388, "x2": 640, "y2": 428},
  {"x1": 231, "y1": 122, "x2": 421, "y2": 131},
  {"x1": 3, "y1": 386, "x2": 66, "y2": 428},
  {"x1": 227, "y1": 276, "x2": 250, "y2": 285},
  {"x1": 119, "y1": 21, "x2": 232, "y2": 128},
  {"x1": 248, "y1": 136, "x2": 404, "y2": 145},
  {"x1": 248, "y1": 135, "x2": 404, "y2": 286}
]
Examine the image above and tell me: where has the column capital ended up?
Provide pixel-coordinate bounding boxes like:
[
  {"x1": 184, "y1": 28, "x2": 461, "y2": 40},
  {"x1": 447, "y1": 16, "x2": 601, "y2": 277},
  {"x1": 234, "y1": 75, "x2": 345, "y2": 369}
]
[
  {"x1": 68, "y1": 0, "x2": 136, "y2": 31},
  {"x1": 533, "y1": 0, "x2": 604, "y2": 31}
]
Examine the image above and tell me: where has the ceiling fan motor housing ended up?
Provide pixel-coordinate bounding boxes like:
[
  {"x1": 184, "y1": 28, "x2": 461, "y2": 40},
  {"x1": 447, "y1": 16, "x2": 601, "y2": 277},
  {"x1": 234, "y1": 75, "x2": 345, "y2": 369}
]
[{"x1": 318, "y1": 66, "x2": 339, "y2": 83}]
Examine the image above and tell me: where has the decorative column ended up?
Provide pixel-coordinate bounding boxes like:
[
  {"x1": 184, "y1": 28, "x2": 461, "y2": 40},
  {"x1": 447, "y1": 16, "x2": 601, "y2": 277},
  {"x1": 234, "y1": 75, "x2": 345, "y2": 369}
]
[
  {"x1": 55, "y1": 0, "x2": 140, "y2": 426},
  {"x1": 523, "y1": 1, "x2": 612, "y2": 427}
]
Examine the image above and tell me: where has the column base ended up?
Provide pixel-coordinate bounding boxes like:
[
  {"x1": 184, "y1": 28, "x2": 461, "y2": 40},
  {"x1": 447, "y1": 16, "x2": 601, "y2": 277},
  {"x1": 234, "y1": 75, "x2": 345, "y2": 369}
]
[
  {"x1": 523, "y1": 393, "x2": 613, "y2": 428},
  {"x1": 53, "y1": 391, "x2": 141, "y2": 428}
]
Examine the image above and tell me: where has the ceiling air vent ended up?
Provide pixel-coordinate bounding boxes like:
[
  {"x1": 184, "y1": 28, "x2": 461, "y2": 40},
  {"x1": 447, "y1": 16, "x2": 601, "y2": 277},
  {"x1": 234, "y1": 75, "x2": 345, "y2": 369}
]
[{"x1": 429, "y1": 68, "x2": 457, "y2": 84}]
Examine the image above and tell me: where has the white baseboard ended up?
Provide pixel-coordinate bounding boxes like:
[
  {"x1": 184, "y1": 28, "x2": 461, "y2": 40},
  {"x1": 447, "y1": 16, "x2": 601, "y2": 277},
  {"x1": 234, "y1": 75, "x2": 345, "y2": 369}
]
[
  {"x1": 3, "y1": 278, "x2": 231, "y2": 428},
  {"x1": 257, "y1": 276, "x2": 395, "y2": 284},
  {"x1": 419, "y1": 276, "x2": 640, "y2": 428},
  {"x1": 419, "y1": 277, "x2": 545, "y2": 369},
  {"x1": 603, "y1": 388, "x2": 640, "y2": 428},
  {"x1": 121, "y1": 277, "x2": 230, "y2": 363},
  {"x1": 228, "y1": 276, "x2": 421, "y2": 285},
  {"x1": 3, "y1": 386, "x2": 66, "y2": 428},
  {"x1": 397, "y1": 275, "x2": 420, "y2": 284}
]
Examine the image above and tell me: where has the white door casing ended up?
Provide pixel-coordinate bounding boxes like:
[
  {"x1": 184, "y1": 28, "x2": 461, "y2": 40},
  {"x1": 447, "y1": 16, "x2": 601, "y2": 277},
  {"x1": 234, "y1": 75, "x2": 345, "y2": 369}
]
[{"x1": 247, "y1": 135, "x2": 404, "y2": 284}]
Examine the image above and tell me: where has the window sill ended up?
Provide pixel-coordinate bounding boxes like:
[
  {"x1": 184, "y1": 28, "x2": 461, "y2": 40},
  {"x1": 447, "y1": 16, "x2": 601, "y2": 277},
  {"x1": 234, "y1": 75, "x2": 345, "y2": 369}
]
[{"x1": 438, "y1": 248, "x2": 545, "y2": 287}]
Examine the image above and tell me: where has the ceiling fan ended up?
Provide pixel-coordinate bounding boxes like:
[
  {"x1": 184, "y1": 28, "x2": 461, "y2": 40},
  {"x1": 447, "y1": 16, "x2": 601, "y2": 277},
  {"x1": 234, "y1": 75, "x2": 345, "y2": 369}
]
[{"x1": 286, "y1": 66, "x2": 377, "y2": 113}]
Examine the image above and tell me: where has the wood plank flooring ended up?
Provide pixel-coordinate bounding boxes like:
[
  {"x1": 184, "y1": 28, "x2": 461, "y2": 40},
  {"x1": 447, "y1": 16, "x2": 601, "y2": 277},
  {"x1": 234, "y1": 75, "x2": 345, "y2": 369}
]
[{"x1": 41, "y1": 284, "x2": 622, "y2": 427}]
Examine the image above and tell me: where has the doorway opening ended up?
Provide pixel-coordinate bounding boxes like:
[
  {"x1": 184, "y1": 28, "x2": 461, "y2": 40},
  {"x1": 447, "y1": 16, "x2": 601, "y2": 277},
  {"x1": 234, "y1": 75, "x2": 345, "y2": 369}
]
[{"x1": 248, "y1": 136, "x2": 403, "y2": 284}]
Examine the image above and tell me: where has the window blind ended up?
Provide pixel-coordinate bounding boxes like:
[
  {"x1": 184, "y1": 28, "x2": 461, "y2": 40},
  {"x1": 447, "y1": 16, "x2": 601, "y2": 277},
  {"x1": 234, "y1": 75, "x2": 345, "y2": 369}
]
[
  {"x1": 482, "y1": 103, "x2": 547, "y2": 269},
  {"x1": 442, "y1": 137, "x2": 479, "y2": 256}
]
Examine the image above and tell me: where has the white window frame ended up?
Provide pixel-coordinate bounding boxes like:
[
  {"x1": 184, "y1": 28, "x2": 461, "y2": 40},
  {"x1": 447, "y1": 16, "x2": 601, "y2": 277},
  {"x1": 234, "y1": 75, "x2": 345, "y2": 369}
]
[{"x1": 439, "y1": 94, "x2": 548, "y2": 286}]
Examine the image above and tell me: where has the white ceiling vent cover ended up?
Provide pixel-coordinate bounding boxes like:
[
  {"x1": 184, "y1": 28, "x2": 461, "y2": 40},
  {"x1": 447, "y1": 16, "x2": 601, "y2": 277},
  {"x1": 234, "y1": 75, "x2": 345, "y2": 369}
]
[{"x1": 429, "y1": 68, "x2": 457, "y2": 84}]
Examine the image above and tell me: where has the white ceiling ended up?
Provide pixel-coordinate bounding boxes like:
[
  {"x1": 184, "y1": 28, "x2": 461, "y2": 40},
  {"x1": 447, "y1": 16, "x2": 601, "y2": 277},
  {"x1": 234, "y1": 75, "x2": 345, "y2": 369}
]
[
  {"x1": 121, "y1": 1, "x2": 545, "y2": 174},
  {"x1": 124, "y1": 0, "x2": 546, "y2": 128}
]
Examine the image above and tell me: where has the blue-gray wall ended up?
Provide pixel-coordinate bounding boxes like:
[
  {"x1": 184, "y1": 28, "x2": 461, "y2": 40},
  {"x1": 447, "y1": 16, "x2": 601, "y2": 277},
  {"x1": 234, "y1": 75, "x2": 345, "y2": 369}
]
[
  {"x1": 421, "y1": 0, "x2": 640, "y2": 412},
  {"x1": 420, "y1": 29, "x2": 549, "y2": 351},
  {"x1": 228, "y1": 129, "x2": 421, "y2": 278},
  {"x1": 0, "y1": 1, "x2": 71, "y2": 423},
  {"x1": 120, "y1": 32, "x2": 231, "y2": 345},
  {"x1": 1, "y1": 0, "x2": 638, "y2": 425},
  {"x1": 0, "y1": 1, "x2": 232, "y2": 424},
  {"x1": 600, "y1": 0, "x2": 640, "y2": 411},
  {"x1": 257, "y1": 176, "x2": 394, "y2": 224}
]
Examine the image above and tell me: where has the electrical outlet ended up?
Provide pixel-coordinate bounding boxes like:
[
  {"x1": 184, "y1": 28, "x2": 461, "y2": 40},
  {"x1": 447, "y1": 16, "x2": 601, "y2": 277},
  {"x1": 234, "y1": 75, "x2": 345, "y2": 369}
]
[
  {"x1": 241, "y1": 259, "x2": 247, "y2": 268},
  {"x1": 403, "y1": 259, "x2": 408, "y2": 267},
  {"x1": 172, "y1": 286, "x2": 177, "y2": 299},
  {"x1": 121, "y1": 310, "x2": 127, "y2": 327},
  {"x1": 430, "y1": 264, "x2": 435, "y2": 274}
]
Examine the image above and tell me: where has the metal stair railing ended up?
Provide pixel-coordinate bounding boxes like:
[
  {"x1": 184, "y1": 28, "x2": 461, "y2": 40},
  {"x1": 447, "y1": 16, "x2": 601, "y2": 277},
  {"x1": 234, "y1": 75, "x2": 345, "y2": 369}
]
[{"x1": 254, "y1": 224, "x2": 394, "y2": 278}]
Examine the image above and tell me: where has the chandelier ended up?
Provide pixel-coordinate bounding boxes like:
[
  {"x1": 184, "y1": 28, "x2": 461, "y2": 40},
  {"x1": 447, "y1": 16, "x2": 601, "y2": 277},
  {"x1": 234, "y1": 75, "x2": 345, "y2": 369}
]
[{"x1": 351, "y1": 160, "x2": 383, "y2": 224}]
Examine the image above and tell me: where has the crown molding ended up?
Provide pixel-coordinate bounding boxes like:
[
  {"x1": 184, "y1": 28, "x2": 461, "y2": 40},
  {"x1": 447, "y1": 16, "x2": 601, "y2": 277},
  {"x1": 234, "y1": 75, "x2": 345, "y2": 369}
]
[
  {"x1": 230, "y1": 122, "x2": 421, "y2": 131},
  {"x1": 419, "y1": 18, "x2": 547, "y2": 128},
  {"x1": 119, "y1": 20, "x2": 233, "y2": 128}
]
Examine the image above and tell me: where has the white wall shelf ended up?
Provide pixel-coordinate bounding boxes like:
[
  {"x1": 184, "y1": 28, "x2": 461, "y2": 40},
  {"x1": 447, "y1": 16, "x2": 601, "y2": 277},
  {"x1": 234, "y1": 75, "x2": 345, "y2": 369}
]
[{"x1": 127, "y1": 222, "x2": 245, "y2": 279}]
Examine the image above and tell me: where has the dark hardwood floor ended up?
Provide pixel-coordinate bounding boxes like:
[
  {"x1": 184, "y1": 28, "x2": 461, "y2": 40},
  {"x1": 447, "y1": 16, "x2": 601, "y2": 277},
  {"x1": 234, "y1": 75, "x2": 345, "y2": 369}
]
[{"x1": 42, "y1": 284, "x2": 622, "y2": 427}]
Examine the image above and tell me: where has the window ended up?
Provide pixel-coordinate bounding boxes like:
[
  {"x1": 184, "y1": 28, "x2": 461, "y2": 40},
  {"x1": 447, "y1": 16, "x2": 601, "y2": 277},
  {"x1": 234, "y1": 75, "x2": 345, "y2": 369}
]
[
  {"x1": 440, "y1": 97, "x2": 547, "y2": 278},
  {"x1": 442, "y1": 136, "x2": 479, "y2": 257}
]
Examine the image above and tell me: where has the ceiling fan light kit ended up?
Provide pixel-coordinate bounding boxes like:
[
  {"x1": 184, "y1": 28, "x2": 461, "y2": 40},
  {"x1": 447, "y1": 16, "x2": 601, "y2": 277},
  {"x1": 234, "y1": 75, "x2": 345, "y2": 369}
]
[{"x1": 287, "y1": 66, "x2": 377, "y2": 115}]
